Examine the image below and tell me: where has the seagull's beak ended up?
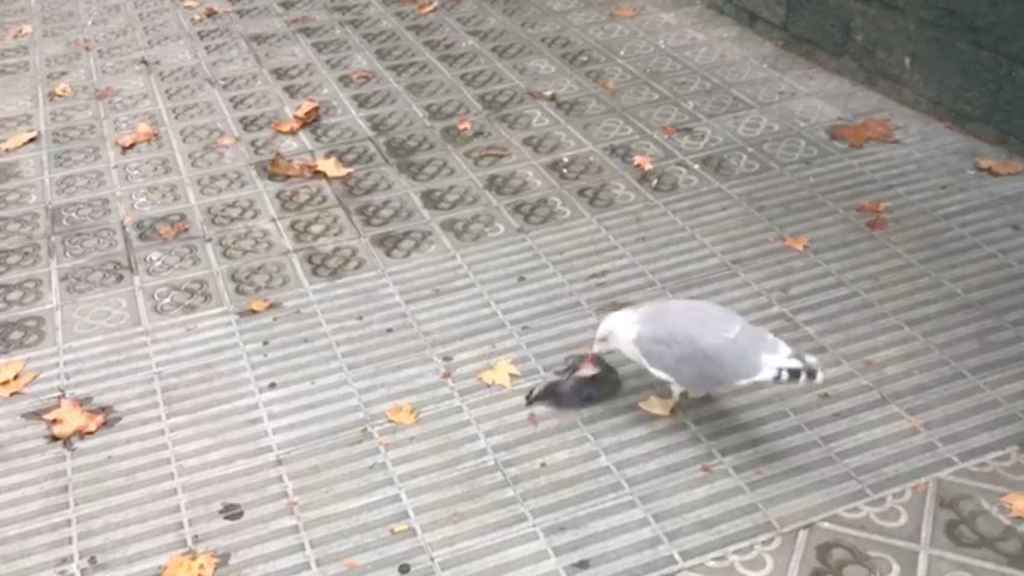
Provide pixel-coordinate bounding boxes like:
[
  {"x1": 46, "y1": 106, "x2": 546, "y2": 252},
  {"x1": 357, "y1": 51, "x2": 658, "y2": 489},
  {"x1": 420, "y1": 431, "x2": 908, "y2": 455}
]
[{"x1": 573, "y1": 353, "x2": 601, "y2": 378}]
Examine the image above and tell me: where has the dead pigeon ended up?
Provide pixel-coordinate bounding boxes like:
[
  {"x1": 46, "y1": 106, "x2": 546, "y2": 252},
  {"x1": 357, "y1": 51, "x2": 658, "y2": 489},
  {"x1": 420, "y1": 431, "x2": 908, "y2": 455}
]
[
  {"x1": 590, "y1": 299, "x2": 822, "y2": 411},
  {"x1": 525, "y1": 353, "x2": 621, "y2": 408}
]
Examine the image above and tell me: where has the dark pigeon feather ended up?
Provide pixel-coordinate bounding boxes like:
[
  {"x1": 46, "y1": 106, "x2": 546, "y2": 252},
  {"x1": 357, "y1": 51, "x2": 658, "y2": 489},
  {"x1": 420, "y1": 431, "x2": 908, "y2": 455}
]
[{"x1": 525, "y1": 354, "x2": 621, "y2": 408}]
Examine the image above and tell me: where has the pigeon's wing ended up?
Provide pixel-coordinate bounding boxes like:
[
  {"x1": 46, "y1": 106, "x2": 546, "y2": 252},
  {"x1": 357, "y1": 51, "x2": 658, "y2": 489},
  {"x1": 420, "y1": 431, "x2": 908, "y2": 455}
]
[{"x1": 633, "y1": 300, "x2": 787, "y2": 395}]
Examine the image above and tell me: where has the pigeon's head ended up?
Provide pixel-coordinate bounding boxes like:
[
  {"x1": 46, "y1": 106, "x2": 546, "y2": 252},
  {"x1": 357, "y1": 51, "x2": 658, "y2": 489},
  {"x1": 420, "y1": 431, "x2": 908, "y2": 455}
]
[{"x1": 591, "y1": 308, "x2": 638, "y2": 356}]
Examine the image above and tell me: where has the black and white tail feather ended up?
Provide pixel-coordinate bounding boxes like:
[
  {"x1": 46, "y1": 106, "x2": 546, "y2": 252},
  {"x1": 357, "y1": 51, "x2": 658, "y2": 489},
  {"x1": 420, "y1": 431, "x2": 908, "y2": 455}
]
[{"x1": 770, "y1": 352, "x2": 823, "y2": 385}]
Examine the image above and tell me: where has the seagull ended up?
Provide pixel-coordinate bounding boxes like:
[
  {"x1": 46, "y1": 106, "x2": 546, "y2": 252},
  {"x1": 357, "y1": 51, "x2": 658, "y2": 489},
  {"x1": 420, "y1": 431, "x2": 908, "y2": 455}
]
[{"x1": 577, "y1": 299, "x2": 822, "y2": 411}]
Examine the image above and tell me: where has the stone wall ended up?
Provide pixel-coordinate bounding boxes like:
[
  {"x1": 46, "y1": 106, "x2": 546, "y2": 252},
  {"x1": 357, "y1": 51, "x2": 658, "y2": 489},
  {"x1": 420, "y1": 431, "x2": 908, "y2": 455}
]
[{"x1": 705, "y1": 0, "x2": 1024, "y2": 149}]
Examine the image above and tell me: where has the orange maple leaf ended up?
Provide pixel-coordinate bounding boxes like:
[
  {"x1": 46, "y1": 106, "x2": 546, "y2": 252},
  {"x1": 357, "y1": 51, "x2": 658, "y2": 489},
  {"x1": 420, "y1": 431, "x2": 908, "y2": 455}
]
[
  {"x1": 417, "y1": 0, "x2": 438, "y2": 15},
  {"x1": 247, "y1": 298, "x2": 273, "y2": 313},
  {"x1": 42, "y1": 397, "x2": 107, "y2": 440},
  {"x1": 161, "y1": 551, "x2": 219, "y2": 576},
  {"x1": 0, "y1": 358, "x2": 35, "y2": 398},
  {"x1": 828, "y1": 118, "x2": 897, "y2": 149},
  {"x1": 856, "y1": 201, "x2": 890, "y2": 215},
  {"x1": 976, "y1": 158, "x2": 1024, "y2": 177},
  {"x1": 660, "y1": 125, "x2": 678, "y2": 138},
  {"x1": 272, "y1": 117, "x2": 305, "y2": 134},
  {"x1": 632, "y1": 154, "x2": 654, "y2": 172},
  {"x1": 456, "y1": 116, "x2": 473, "y2": 136},
  {"x1": 385, "y1": 402, "x2": 417, "y2": 425},
  {"x1": 269, "y1": 154, "x2": 316, "y2": 178},
  {"x1": 1001, "y1": 492, "x2": 1024, "y2": 519},
  {"x1": 115, "y1": 122, "x2": 158, "y2": 151},
  {"x1": 783, "y1": 235, "x2": 810, "y2": 252},
  {"x1": 612, "y1": 6, "x2": 639, "y2": 17},
  {"x1": 157, "y1": 221, "x2": 189, "y2": 241}
]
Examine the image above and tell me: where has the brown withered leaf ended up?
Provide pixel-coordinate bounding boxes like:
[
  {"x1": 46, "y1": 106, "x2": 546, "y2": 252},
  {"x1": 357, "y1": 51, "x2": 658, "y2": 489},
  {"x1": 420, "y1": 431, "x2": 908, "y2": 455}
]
[
  {"x1": 269, "y1": 154, "x2": 316, "y2": 178},
  {"x1": 247, "y1": 298, "x2": 273, "y2": 313},
  {"x1": 216, "y1": 135, "x2": 237, "y2": 147},
  {"x1": 192, "y1": 5, "x2": 223, "y2": 21},
  {"x1": 611, "y1": 5, "x2": 639, "y2": 17},
  {"x1": 596, "y1": 79, "x2": 616, "y2": 94},
  {"x1": 638, "y1": 395, "x2": 675, "y2": 416},
  {"x1": 0, "y1": 130, "x2": 39, "y2": 153},
  {"x1": 632, "y1": 154, "x2": 654, "y2": 172},
  {"x1": 9, "y1": 24, "x2": 32, "y2": 40},
  {"x1": 157, "y1": 221, "x2": 189, "y2": 241},
  {"x1": 51, "y1": 82, "x2": 74, "y2": 99},
  {"x1": 385, "y1": 402, "x2": 417, "y2": 425},
  {"x1": 72, "y1": 38, "x2": 95, "y2": 52},
  {"x1": 42, "y1": 397, "x2": 107, "y2": 440},
  {"x1": 161, "y1": 551, "x2": 219, "y2": 576},
  {"x1": 116, "y1": 122, "x2": 158, "y2": 151},
  {"x1": 350, "y1": 69, "x2": 375, "y2": 84},
  {"x1": 828, "y1": 118, "x2": 897, "y2": 149},
  {"x1": 456, "y1": 116, "x2": 473, "y2": 136},
  {"x1": 315, "y1": 156, "x2": 354, "y2": 179},
  {"x1": 182, "y1": 0, "x2": 201, "y2": 8},
  {"x1": 976, "y1": 158, "x2": 1024, "y2": 177},
  {"x1": 293, "y1": 99, "x2": 320, "y2": 124},
  {"x1": 477, "y1": 146, "x2": 511, "y2": 159},
  {"x1": 527, "y1": 89, "x2": 557, "y2": 102},
  {"x1": 271, "y1": 117, "x2": 305, "y2": 134},
  {"x1": 865, "y1": 214, "x2": 889, "y2": 232},
  {"x1": 1000, "y1": 492, "x2": 1024, "y2": 519},
  {"x1": 416, "y1": 1, "x2": 439, "y2": 15},
  {"x1": 660, "y1": 125, "x2": 678, "y2": 138},
  {"x1": 783, "y1": 235, "x2": 810, "y2": 252},
  {"x1": 856, "y1": 201, "x2": 890, "y2": 215}
]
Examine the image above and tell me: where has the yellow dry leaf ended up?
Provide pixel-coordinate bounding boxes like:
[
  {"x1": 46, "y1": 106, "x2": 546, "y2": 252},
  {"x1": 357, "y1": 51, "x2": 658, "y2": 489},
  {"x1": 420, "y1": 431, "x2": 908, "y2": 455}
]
[
  {"x1": 272, "y1": 117, "x2": 305, "y2": 134},
  {"x1": 1000, "y1": 492, "x2": 1024, "y2": 519},
  {"x1": 293, "y1": 99, "x2": 320, "y2": 124},
  {"x1": 417, "y1": 1, "x2": 438, "y2": 15},
  {"x1": 183, "y1": 0, "x2": 201, "y2": 8},
  {"x1": 157, "y1": 221, "x2": 189, "y2": 241},
  {"x1": 247, "y1": 298, "x2": 273, "y2": 313},
  {"x1": 385, "y1": 402, "x2": 417, "y2": 425},
  {"x1": 478, "y1": 358, "x2": 520, "y2": 389},
  {"x1": 632, "y1": 154, "x2": 654, "y2": 172},
  {"x1": 116, "y1": 122, "x2": 158, "y2": 151},
  {"x1": 828, "y1": 118, "x2": 897, "y2": 149},
  {"x1": 315, "y1": 156, "x2": 354, "y2": 179},
  {"x1": 216, "y1": 135, "x2": 237, "y2": 147},
  {"x1": 596, "y1": 79, "x2": 616, "y2": 94},
  {"x1": 612, "y1": 6, "x2": 639, "y2": 17},
  {"x1": 269, "y1": 153, "x2": 316, "y2": 178},
  {"x1": 0, "y1": 370, "x2": 37, "y2": 398},
  {"x1": 390, "y1": 523, "x2": 411, "y2": 534},
  {"x1": 9, "y1": 24, "x2": 32, "y2": 40},
  {"x1": 976, "y1": 158, "x2": 1024, "y2": 177},
  {"x1": 42, "y1": 397, "x2": 107, "y2": 440},
  {"x1": 0, "y1": 358, "x2": 26, "y2": 383},
  {"x1": 161, "y1": 551, "x2": 219, "y2": 576},
  {"x1": 783, "y1": 235, "x2": 810, "y2": 253},
  {"x1": 638, "y1": 395, "x2": 675, "y2": 416},
  {"x1": 342, "y1": 558, "x2": 362, "y2": 570},
  {"x1": 51, "y1": 82, "x2": 74, "y2": 99},
  {"x1": 0, "y1": 130, "x2": 38, "y2": 153}
]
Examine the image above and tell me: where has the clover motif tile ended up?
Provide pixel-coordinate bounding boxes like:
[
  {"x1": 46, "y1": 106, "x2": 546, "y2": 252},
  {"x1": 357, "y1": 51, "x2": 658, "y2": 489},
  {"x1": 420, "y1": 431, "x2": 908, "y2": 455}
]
[
  {"x1": 421, "y1": 96, "x2": 479, "y2": 123},
  {"x1": 282, "y1": 208, "x2": 357, "y2": 246},
  {"x1": 0, "y1": 208, "x2": 47, "y2": 242},
  {"x1": 382, "y1": 130, "x2": 446, "y2": 160},
  {"x1": 475, "y1": 86, "x2": 528, "y2": 112},
  {"x1": 753, "y1": 133, "x2": 835, "y2": 168},
  {"x1": 270, "y1": 181, "x2": 339, "y2": 216},
  {"x1": 0, "y1": 311, "x2": 55, "y2": 354},
  {"x1": 544, "y1": 151, "x2": 616, "y2": 184},
  {"x1": 437, "y1": 48, "x2": 492, "y2": 73},
  {"x1": 569, "y1": 179, "x2": 647, "y2": 214},
  {"x1": 0, "y1": 272, "x2": 51, "y2": 314},
  {"x1": 402, "y1": 78, "x2": 462, "y2": 102},
  {"x1": 348, "y1": 194, "x2": 423, "y2": 235},
  {"x1": 395, "y1": 153, "x2": 467, "y2": 185},
  {"x1": 349, "y1": 86, "x2": 405, "y2": 112},
  {"x1": 0, "y1": 242, "x2": 49, "y2": 280},
  {"x1": 212, "y1": 224, "x2": 288, "y2": 265},
  {"x1": 306, "y1": 119, "x2": 367, "y2": 147},
  {"x1": 331, "y1": 164, "x2": 408, "y2": 200},
  {"x1": 824, "y1": 485, "x2": 927, "y2": 544},
  {"x1": 554, "y1": 93, "x2": 614, "y2": 119},
  {"x1": 636, "y1": 160, "x2": 716, "y2": 196},
  {"x1": 135, "y1": 240, "x2": 211, "y2": 282},
  {"x1": 459, "y1": 140, "x2": 526, "y2": 172},
  {"x1": 192, "y1": 167, "x2": 258, "y2": 199},
  {"x1": 57, "y1": 256, "x2": 133, "y2": 301},
  {"x1": 797, "y1": 526, "x2": 919, "y2": 576},
  {"x1": 227, "y1": 90, "x2": 282, "y2": 114},
  {"x1": 129, "y1": 209, "x2": 200, "y2": 245},
  {"x1": 572, "y1": 114, "x2": 643, "y2": 144},
  {"x1": 663, "y1": 123, "x2": 739, "y2": 157},
  {"x1": 602, "y1": 138, "x2": 678, "y2": 169},
  {"x1": 61, "y1": 290, "x2": 141, "y2": 341},
  {"x1": 222, "y1": 257, "x2": 300, "y2": 301},
  {"x1": 717, "y1": 109, "x2": 791, "y2": 141},
  {"x1": 363, "y1": 108, "x2": 427, "y2": 134},
  {"x1": 55, "y1": 225, "x2": 125, "y2": 264},
  {"x1": 369, "y1": 224, "x2": 444, "y2": 263},
  {"x1": 439, "y1": 117, "x2": 501, "y2": 146},
  {"x1": 520, "y1": 129, "x2": 585, "y2": 159},
  {"x1": 504, "y1": 191, "x2": 581, "y2": 231},
  {"x1": 693, "y1": 147, "x2": 777, "y2": 184},
  {"x1": 319, "y1": 140, "x2": 381, "y2": 168},
  {"x1": 688, "y1": 533, "x2": 798, "y2": 576},
  {"x1": 931, "y1": 479, "x2": 1024, "y2": 569},
  {"x1": 143, "y1": 273, "x2": 223, "y2": 322},
  {"x1": 242, "y1": 131, "x2": 309, "y2": 160},
  {"x1": 415, "y1": 181, "x2": 487, "y2": 215},
  {"x1": 458, "y1": 67, "x2": 515, "y2": 92},
  {"x1": 51, "y1": 197, "x2": 116, "y2": 232},
  {"x1": 48, "y1": 102, "x2": 99, "y2": 126},
  {"x1": 437, "y1": 208, "x2": 512, "y2": 247},
  {"x1": 482, "y1": 164, "x2": 557, "y2": 200},
  {"x1": 200, "y1": 194, "x2": 269, "y2": 230},
  {"x1": 115, "y1": 155, "x2": 182, "y2": 186},
  {"x1": 47, "y1": 122, "x2": 104, "y2": 149},
  {"x1": 387, "y1": 59, "x2": 441, "y2": 82},
  {"x1": 0, "y1": 182, "x2": 46, "y2": 213},
  {"x1": 297, "y1": 241, "x2": 377, "y2": 284}
]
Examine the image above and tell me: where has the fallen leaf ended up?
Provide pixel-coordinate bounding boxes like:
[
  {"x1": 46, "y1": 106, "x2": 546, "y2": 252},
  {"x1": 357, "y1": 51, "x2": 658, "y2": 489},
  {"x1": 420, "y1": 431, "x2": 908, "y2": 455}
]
[
  {"x1": 976, "y1": 158, "x2": 1024, "y2": 177},
  {"x1": 385, "y1": 402, "x2": 417, "y2": 425},
  {"x1": 42, "y1": 397, "x2": 107, "y2": 440},
  {"x1": 183, "y1": 0, "x2": 201, "y2": 8},
  {"x1": 157, "y1": 221, "x2": 189, "y2": 241},
  {"x1": 912, "y1": 481, "x2": 929, "y2": 494},
  {"x1": 638, "y1": 395, "x2": 675, "y2": 416},
  {"x1": 287, "y1": 15, "x2": 317, "y2": 26},
  {"x1": 51, "y1": 82, "x2": 74, "y2": 99},
  {"x1": 272, "y1": 117, "x2": 305, "y2": 134},
  {"x1": 865, "y1": 214, "x2": 888, "y2": 232},
  {"x1": 342, "y1": 559, "x2": 363, "y2": 570},
  {"x1": 456, "y1": 116, "x2": 473, "y2": 136},
  {"x1": 9, "y1": 24, "x2": 31, "y2": 40},
  {"x1": 612, "y1": 5, "x2": 639, "y2": 17},
  {"x1": 161, "y1": 551, "x2": 219, "y2": 576},
  {"x1": 293, "y1": 99, "x2": 320, "y2": 124},
  {"x1": 596, "y1": 79, "x2": 616, "y2": 94},
  {"x1": 1000, "y1": 492, "x2": 1024, "y2": 519},
  {"x1": 909, "y1": 416, "x2": 923, "y2": 432},
  {"x1": 660, "y1": 125, "x2": 678, "y2": 138},
  {"x1": 247, "y1": 298, "x2": 273, "y2": 313},
  {"x1": 700, "y1": 463, "x2": 714, "y2": 473},
  {"x1": 191, "y1": 5, "x2": 223, "y2": 21},
  {"x1": 94, "y1": 87, "x2": 115, "y2": 100},
  {"x1": 527, "y1": 89, "x2": 557, "y2": 102},
  {"x1": 856, "y1": 201, "x2": 890, "y2": 215},
  {"x1": 632, "y1": 154, "x2": 654, "y2": 172},
  {"x1": 269, "y1": 153, "x2": 316, "y2": 178},
  {"x1": 782, "y1": 235, "x2": 810, "y2": 252},
  {"x1": 0, "y1": 130, "x2": 38, "y2": 153},
  {"x1": 478, "y1": 357, "x2": 520, "y2": 389},
  {"x1": 115, "y1": 122, "x2": 158, "y2": 151},
  {"x1": 315, "y1": 156, "x2": 354, "y2": 179},
  {"x1": 0, "y1": 358, "x2": 26, "y2": 383},
  {"x1": 216, "y1": 135, "x2": 237, "y2": 147},
  {"x1": 350, "y1": 69, "x2": 375, "y2": 84},
  {"x1": 0, "y1": 369, "x2": 36, "y2": 398},
  {"x1": 390, "y1": 523, "x2": 412, "y2": 534},
  {"x1": 416, "y1": 1, "x2": 438, "y2": 15},
  {"x1": 477, "y1": 146, "x2": 511, "y2": 159},
  {"x1": 828, "y1": 118, "x2": 897, "y2": 149},
  {"x1": 72, "y1": 38, "x2": 95, "y2": 52}
]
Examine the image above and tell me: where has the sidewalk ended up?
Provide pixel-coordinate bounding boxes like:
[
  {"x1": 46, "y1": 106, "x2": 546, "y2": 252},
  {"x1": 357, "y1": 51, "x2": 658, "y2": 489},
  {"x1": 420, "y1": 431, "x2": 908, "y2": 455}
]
[{"x1": 1, "y1": 0, "x2": 1023, "y2": 574}]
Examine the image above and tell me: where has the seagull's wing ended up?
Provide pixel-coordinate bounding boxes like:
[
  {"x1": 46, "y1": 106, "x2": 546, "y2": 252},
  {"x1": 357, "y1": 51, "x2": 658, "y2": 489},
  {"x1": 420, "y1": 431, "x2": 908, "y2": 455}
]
[{"x1": 632, "y1": 300, "x2": 789, "y2": 395}]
